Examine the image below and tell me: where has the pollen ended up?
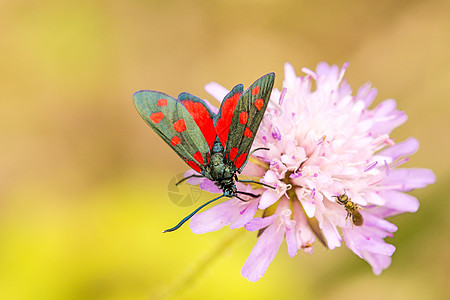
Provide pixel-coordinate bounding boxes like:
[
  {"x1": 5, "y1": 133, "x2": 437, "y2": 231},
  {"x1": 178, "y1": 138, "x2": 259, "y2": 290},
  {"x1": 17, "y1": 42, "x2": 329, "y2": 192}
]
[{"x1": 317, "y1": 135, "x2": 327, "y2": 145}]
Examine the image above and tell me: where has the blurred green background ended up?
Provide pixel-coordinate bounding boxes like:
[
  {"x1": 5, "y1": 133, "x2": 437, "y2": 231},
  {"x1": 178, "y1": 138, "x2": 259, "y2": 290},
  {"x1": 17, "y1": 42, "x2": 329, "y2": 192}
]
[{"x1": 0, "y1": 0, "x2": 448, "y2": 299}]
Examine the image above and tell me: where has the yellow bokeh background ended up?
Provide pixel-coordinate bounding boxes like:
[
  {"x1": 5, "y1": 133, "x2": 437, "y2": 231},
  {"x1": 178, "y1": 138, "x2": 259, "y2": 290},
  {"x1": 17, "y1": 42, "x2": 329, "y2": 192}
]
[{"x1": 1, "y1": 1, "x2": 448, "y2": 299}]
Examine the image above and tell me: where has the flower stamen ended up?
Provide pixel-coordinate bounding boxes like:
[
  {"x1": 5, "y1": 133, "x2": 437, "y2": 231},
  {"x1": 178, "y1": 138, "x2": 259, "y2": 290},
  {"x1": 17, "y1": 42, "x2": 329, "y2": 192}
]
[
  {"x1": 317, "y1": 135, "x2": 327, "y2": 145},
  {"x1": 390, "y1": 157, "x2": 409, "y2": 168},
  {"x1": 364, "y1": 161, "x2": 378, "y2": 172},
  {"x1": 279, "y1": 87, "x2": 287, "y2": 105},
  {"x1": 272, "y1": 126, "x2": 282, "y2": 140},
  {"x1": 384, "y1": 160, "x2": 390, "y2": 176}
]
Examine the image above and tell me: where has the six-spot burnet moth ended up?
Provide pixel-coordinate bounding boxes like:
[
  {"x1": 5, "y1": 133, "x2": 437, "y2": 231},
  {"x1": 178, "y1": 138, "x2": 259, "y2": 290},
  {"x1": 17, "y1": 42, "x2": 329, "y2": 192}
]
[{"x1": 133, "y1": 73, "x2": 275, "y2": 232}]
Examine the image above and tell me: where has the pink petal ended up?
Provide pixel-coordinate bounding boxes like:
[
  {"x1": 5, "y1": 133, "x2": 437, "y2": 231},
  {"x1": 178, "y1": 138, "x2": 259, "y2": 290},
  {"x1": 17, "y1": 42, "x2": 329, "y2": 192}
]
[
  {"x1": 230, "y1": 199, "x2": 259, "y2": 229},
  {"x1": 263, "y1": 170, "x2": 278, "y2": 184},
  {"x1": 285, "y1": 225, "x2": 298, "y2": 257},
  {"x1": 373, "y1": 112, "x2": 408, "y2": 135},
  {"x1": 316, "y1": 62, "x2": 337, "y2": 81},
  {"x1": 244, "y1": 215, "x2": 276, "y2": 232},
  {"x1": 241, "y1": 221, "x2": 285, "y2": 282},
  {"x1": 381, "y1": 168, "x2": 436, "y2": 191},
  {"x1": 348, "y1": 228, "x2": 396, "y2": 256},
  {"x1": 342, "y1": 228, "x2": 362, "y2": 258},
  {"x1": 240, "y1": 160, "x2": 266, "y2": 177},
  {"x1": 199, "y1": 179, "x2": 222, "y2": 194},
  {"x1": 379, "y1": 137, "x2": 419, "y2": 161},
  {"x1": 298, "y1": 197, "x2": 315, "y2": 218},
  {"x1": 372, "y1": 99, "x2": 398, "y2": 118},
  {"x1": 321, "y1": 217, "x2": 342, "y2": 250},
  {"x1": 380, "y1": 190, "x2": 420, "y2": 213},
  {"x1": 258, "y1": 190, "x2": 280, "y2": 210},
  {"x1": 184, "y1": 169, "x2": 203, "y2": 184},
  {"x1": 361, "y1": 251, "x2": 392, "y2": 275},
  {"x1": 362, "y1": 212, "x2": 398, "y2": 233},
  {"x1": 292, "y1": 200, "x2": 315, "y2": 253},
  {"x1": 357, "y1": 82, "x2": 377, "y2": 108},
  {"x1": 189, "y1": 199, "x2": 239, "y2": 234},
  {"x1": 283, "y1": 62, "x2": 298, "y2": 87},
  {"x1": 204, "y1": 82, "x2": 228, "y2": 104},
  {"x1": 370, "y1": 102, "x2": 408, "y2": 135},
  {"x1": 184, "y1": 171, "x2": 222, "y2": 194}
]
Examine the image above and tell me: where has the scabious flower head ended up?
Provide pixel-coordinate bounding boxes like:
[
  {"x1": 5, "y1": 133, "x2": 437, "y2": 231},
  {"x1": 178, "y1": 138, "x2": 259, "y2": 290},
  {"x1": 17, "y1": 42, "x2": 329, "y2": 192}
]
[{"x1": 186, "y1": 62, "x2": 436, "y2": 282}]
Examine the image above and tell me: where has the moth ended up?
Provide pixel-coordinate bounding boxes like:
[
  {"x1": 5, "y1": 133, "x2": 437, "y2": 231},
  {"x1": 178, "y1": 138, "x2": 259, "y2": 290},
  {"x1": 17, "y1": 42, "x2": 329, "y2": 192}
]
[{"x1": 133, "y1": 73, "x2": 275, "y2": 232}]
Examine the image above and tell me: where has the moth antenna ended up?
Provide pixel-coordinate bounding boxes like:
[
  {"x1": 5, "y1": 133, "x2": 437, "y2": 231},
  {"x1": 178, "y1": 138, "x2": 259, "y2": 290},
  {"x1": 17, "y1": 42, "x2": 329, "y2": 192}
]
[{"x1": 162, "y1": 195, "x2": 225, "y2": 233}]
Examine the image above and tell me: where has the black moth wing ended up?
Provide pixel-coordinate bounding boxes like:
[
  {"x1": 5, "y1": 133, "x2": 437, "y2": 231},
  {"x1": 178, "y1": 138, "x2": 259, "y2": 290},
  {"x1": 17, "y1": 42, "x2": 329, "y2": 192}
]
[
  {"x1": 226, "y1": 72, "x2": 275, "y2": 172},
  {"x1": 133, "y1": 90, "x2": 211, "y2": 173}
]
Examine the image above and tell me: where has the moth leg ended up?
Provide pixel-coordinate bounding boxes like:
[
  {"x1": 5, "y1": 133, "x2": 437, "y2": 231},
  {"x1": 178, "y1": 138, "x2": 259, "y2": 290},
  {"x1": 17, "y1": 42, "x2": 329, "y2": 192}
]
[
  {"x1": 236, "y1": 191, "x2": 260, "y2": 198},
  {"x1": 236, "y1": 176, "x2": 275, "y2": 189},
  {"x1": 175, "y1": 174, "x2": 205, "y2": 186},
  {"x1": 235, "y1": 195, "x2": 251, "y2": 202},
  {"x1": 249, "y1": 147, "x2": 269, "y2": 156}
]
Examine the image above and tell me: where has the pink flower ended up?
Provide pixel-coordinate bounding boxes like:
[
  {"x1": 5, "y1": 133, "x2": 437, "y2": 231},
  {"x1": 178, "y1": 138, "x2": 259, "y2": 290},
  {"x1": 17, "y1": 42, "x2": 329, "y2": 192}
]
[{"x1": 186, "y1": 62, "x2": 436, "y2": 281}]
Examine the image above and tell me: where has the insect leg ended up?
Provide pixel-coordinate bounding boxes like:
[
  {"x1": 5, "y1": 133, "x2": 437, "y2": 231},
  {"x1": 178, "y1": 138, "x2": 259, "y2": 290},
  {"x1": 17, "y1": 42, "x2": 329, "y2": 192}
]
[
  {"x1": 346, "y1": 211, "x2": 351, "y2": 220},
  {"x1": 237, "y1": 177, "x2": 275, "y2": 189},
  {"x1": 163, "y1": 194, "x2": 225, "y2": 233},
  {"x1": 249, "y1": 147, "x2": 269, "y2": 156},
  {"x1": 175, "y1": 174, "x2": 205, "y2": 186},
  {"x1": 236, "y1": 191, "x2": 260, "y2": 198},
  {"x1": 235, "y1": 195, "x2": 250, "y2": 202}
]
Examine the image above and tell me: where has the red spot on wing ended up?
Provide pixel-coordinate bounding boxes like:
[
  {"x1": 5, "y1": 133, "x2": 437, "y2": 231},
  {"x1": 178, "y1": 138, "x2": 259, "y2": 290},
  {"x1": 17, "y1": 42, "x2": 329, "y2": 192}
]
[
  {"x1": 254, "y1": 98, "x2": 264, "y2": 111},
  {"x1": 186, "y1": 160, "x2": 201, "y2": 173},
  {"x1": 239, "y1": 111, "x2": 248, "y2": 125},
  {"x1": 193, "y1": 151, "x2": 205, "y2": 165},
  {"x1": 150, "y1": 112, "x2": 164, "y2": 123},
  {"x1": 234, "y1": 152, "x2": 248, "y2": 169},
  {"x1": 216, "y1": 92, "x2": 242, "y2": 147},
  {"x1": 244, "y1": 127, "x2": 253, "y2": 138},
  {"x1": 230, "y1": 147, "x2": 239, "y2": 162},
  {"x1": 170, "y1": 136, "x2": 180, "y2": 146},
  {"x1": 252, "y1": 86, "x2": 260, "y2": 95},
  {"x1": 182, "y1": 100, "x2": 216, "y2": 149},
  {"x1": 157, "y1": 98, "x2": 168, "y2": 106},
  {"x1": 173, "y1": 119, "x2": 186, "y2": 132}
]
